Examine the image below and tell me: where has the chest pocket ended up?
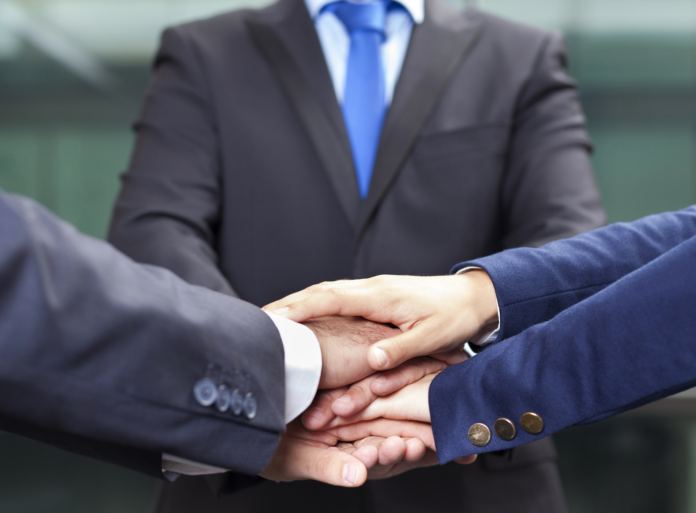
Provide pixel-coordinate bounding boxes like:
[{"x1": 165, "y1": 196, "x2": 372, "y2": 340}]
[{"x1": 413, "y1": 124, "x2": 510, "y2": 167}]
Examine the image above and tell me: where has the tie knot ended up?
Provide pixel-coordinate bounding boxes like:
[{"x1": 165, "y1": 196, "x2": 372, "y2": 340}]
[{"x1": 328, "y1": 1, "x2": 387, "y2": 37}]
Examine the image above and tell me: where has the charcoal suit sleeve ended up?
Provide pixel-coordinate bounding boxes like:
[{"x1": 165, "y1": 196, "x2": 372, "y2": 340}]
[
  {"x1": 108, "y1": 26, "x2": 234, "y2": 295},
  {"x1": 501, "y1": 32, "x2": 605, "y2": 249},
  {"x1": 0, "y1": 191, "x2": 285, "y2": 478},
  {"x1": 432, "y1": 228, "x2": 696, "y2": 463},
  {"x1": 454, "y1": 205, "x2": 696, "y2": 340}
]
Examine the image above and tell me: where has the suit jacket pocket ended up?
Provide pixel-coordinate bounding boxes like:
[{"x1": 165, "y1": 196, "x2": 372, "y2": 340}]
[{"x1": 413, "y1": 124, "x2": 510, "y2": 166}]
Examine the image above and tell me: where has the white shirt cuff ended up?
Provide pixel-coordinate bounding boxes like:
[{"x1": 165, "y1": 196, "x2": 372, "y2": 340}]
[
  {"x1": 264, "y1": 311, "x2": 323, "y2": 424},
  {"x1": 456, "y1": 266, "x2": 500, "y2": 346}
]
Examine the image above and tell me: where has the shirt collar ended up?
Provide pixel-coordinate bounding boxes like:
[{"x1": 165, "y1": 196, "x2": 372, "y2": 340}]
[{"x1": 305, "y1": 0, "x2": 424, "y2": 24}]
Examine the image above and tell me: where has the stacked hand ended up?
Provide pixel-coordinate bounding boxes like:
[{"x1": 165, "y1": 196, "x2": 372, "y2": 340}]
[{"x1": 260, "y1": 271, "x2": 498, "y2": 486}]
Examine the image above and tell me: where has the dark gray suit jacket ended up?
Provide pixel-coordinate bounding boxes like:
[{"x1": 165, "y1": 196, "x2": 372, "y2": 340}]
[
  {"x1": 0, "y1": 191, "x2": 285, "y2": 480},
  {"x1": 109, "y1": 0, "x2": 604, "y2": 510}
]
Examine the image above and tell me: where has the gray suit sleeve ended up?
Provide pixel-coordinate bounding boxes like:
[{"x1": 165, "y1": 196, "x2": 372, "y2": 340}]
[
  {"x1": 0, "y1": 191, "x2": 285, "y2": 478},
  {"x1": 502, "y1": 32, "x2": 606, "y2": 249},
  {"x1": 108, "y1": 27, "x2": 235, "y2": 295}
]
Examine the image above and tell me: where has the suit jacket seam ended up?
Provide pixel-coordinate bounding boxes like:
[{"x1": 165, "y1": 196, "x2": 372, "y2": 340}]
[{"x1": 500, "y1": 280, "x2": 611, "y2": 308}]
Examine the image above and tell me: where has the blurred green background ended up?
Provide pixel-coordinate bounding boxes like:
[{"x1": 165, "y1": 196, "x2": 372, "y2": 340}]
[{"x1": 1, "y1": 0, "x2": 695, "y2": 512}]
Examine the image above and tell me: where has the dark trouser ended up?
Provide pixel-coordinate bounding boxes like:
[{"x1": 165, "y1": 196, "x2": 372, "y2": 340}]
[{"x1": 152, "y1": 438, "x2": 566, "y2": 513}]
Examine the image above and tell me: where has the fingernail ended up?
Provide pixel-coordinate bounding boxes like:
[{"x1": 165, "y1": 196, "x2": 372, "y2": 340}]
[
  {"x1": 303, "y1": 406, "x2": 323, "y2": 420},
  {"x1": 336, "y1": 395, "x2": 351, "y2": 404},
  {"x1": 372, "y1": 347, "x2": 388, "y2": 368},
  {"x1": 373, "y1": 376, "x2": 387, "y2": 385},
  {"x1": 343, "y1": 463, "x2": 358, "y2": 486},
  {"x1": 274, "y1": 307, "x2": 290, "y2": 315}
]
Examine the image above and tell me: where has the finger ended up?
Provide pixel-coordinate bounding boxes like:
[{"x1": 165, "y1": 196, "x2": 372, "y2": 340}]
[
  {"x1": 273, "y1": 285, "x2": 390, "y2": 324},
  {"x1": 263, "y1": 280, "x2": 358, "y2": 313},
  {"x1": 366, "y1": 449, "x2": 439, "y2": 480},
  {"x1": 391, "y1": 449, "x2": 439, "y2": 473},
  {"x1": 349, "y1": 436, "x2": 408, "y2": 467},
  {"x1": 455, "y1": 455, "x2": 478, "y2": 465},
  {"x1": 331, "y1": 376, "x2": 380, "y2": 417},
  {"x1": 431, "y1": 347, "x2": 468, "y2": 366},
  {"x1": 326, "y1": 372, "x2": 434, "y2": 428},
  {"x1": 328, "y1": 419, "x2": 436, "y2": 451},
  {"x1": 263, "y1": 290, "x2": 310, "y2": 313},
  {"x1": 338, "y1": 440, "x2": 380, "y2": 469},
  {"x1": 350, "y1": 435, "x2": 404, "y2": 468},
  {"x1": 264, "y1": 280, "x2": 369, "y2": 319},
  {"x1": 367, "y1": 319, "x2": 463, "y2": 371},
  {"x1": 261, "y1": 434, "x2": 368, "y2": 487},
  {"x1": 370, "y1": 357, "x2": 448, "y2": 397},
  {"x1": 403, "y1": 438, "x2": 426, "y2": 462},
  {"x1": 302, "y1": 387, "x2": 347, "y2": 430},
  {"x1": 298, "y1": 445, "x2": 368, "y2": 487},
  {"x1": 377, "y1": 436, "x2": 407, "y2": 466}
]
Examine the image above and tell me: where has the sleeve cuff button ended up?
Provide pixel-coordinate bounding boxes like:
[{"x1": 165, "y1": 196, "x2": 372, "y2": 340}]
[
  {"x1": 520, "y1": 412, "x2": 544, "y2": 434},
  {"x1": 193, "y1": 378, "x2": 218, "y2": 407},
  {"x1": 244, "y1": 393, "x2": 258, "y2": 420},
  {"x1": 231, "y1": 389, "x2": 243, "y2": 416},
  {"x1": 468, "y1": 423, "x2": 491, "y2": 447}
]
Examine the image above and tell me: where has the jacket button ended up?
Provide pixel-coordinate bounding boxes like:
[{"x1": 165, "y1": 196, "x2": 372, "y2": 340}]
[
  {"x1": 216, "y1": 385, "x2": 231, "y2": 412},
  {"x1": 193, "y1": 378, "x2": 218, "y2": 407},
  {"x1": 244, "y1": 393, "x2": 258, "y2": 420},
  {"x1": 468, "y1": 423, "x2": 491, "y2": 447},
  {"x1": 494, "y1": 418, "x2": 516, "y2": 441},
  {"x1": 520, "y1": 412, "x2": 544, "y2": 434},
  {"x1": 231, "y1": 389, "x2": 243, "y2": 416}
]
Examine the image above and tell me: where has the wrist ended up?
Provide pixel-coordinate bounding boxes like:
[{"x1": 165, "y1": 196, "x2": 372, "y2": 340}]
[
  {"x1": 302, "y1": 323, "x2": 328, "y2": 386},
  {"x1": 456, "y1": 270, "x2": 498, "y2": 328}
]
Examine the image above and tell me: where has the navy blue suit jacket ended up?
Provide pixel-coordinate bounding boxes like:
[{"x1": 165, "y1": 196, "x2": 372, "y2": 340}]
[{"x1": 430, "y1": 206, "x2": 696, "y2": 463}]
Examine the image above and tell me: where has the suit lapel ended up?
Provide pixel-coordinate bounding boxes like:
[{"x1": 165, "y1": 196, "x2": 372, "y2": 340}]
[
  {"x1": 356, "y1": 0, "x2": 482, "y2": 241},
  {"x1": 246, "y1": 0, "x2": 360, "y2": 230}
]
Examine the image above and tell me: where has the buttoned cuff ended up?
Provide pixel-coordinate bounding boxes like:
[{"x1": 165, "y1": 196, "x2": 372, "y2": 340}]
[
  {"x1": 264, "y1": 312, "x2": 323, "y2": 424},
  {"x1": 455, "y1": 267, "x2": 500, "y2": 346},
  {"x1": 159, "y1": 314, "x2": 322, "y2": 479}
]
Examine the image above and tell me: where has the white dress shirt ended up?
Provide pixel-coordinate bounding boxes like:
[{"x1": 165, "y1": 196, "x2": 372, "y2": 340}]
[{"x1": 306, "y1": 0, "x2": 424, "y2": 106}]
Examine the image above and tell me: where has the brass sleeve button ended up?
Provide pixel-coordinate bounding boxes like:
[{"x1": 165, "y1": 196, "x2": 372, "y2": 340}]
[
  {"x1": 468, "y1": 423, "x2": 491, "y2": 447},
  {"x1": 520, "y1": 412, "x2": 544, "y2": 435},
  {"x1": 494, "y1": 418, "x2": 516, "y2": 441}
]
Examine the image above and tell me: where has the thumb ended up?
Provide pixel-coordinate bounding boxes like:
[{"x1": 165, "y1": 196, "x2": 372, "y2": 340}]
[
  {"x1": 261, "y1": 433, "x2": 368, "y2": 487},
  {"x1": 367, "y1": 320, "x2": 452, "y2": 370},
  {"x1": 304, "y1": 447, "x2": 368, "y2": 487}
]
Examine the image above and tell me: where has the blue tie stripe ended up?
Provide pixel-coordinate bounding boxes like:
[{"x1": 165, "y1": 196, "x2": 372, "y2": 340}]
[{"x1": 328, "y1": 1, "x2": 388, "y2": 199}]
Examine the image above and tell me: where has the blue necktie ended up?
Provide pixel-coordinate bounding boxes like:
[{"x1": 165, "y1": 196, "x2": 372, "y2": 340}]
[{"x1": 329, "y1": 1, "x2": 387, "y2": 199}]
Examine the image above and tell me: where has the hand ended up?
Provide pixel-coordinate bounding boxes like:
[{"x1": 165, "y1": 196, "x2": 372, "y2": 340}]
[
  {"x1": 303, "y1": 315, "x2": 400, "y2": 389},
  {"x1": 319, "y1": 373, "x2": 437, "y2": 429},
  {"x1": 302, "y1": 357, "x2": 451, "y2": 430},
  {"x1": 265, "y1": 272, "x2": 498, "y2": 371},
  {"x1": 337, "y1": 437, "x2": 439, "y2": 480},
  {"x1": 259, "y1": 419, "x2": 443, "y2": 486},
  {"x1": 325, "y1": 414, "x2": 477, "y2": 468}
]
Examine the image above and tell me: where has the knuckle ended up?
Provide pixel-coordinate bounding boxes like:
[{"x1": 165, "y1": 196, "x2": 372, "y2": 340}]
[
  {"x1": 313, "y1": 281, "x2": 334, "y2": 292},
  {"x1": 387, "y1": 338, "x2": 408, "y2": 360},
  {"x1": 326, "y1": 287, "x2": 345, "y2": 298}
]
